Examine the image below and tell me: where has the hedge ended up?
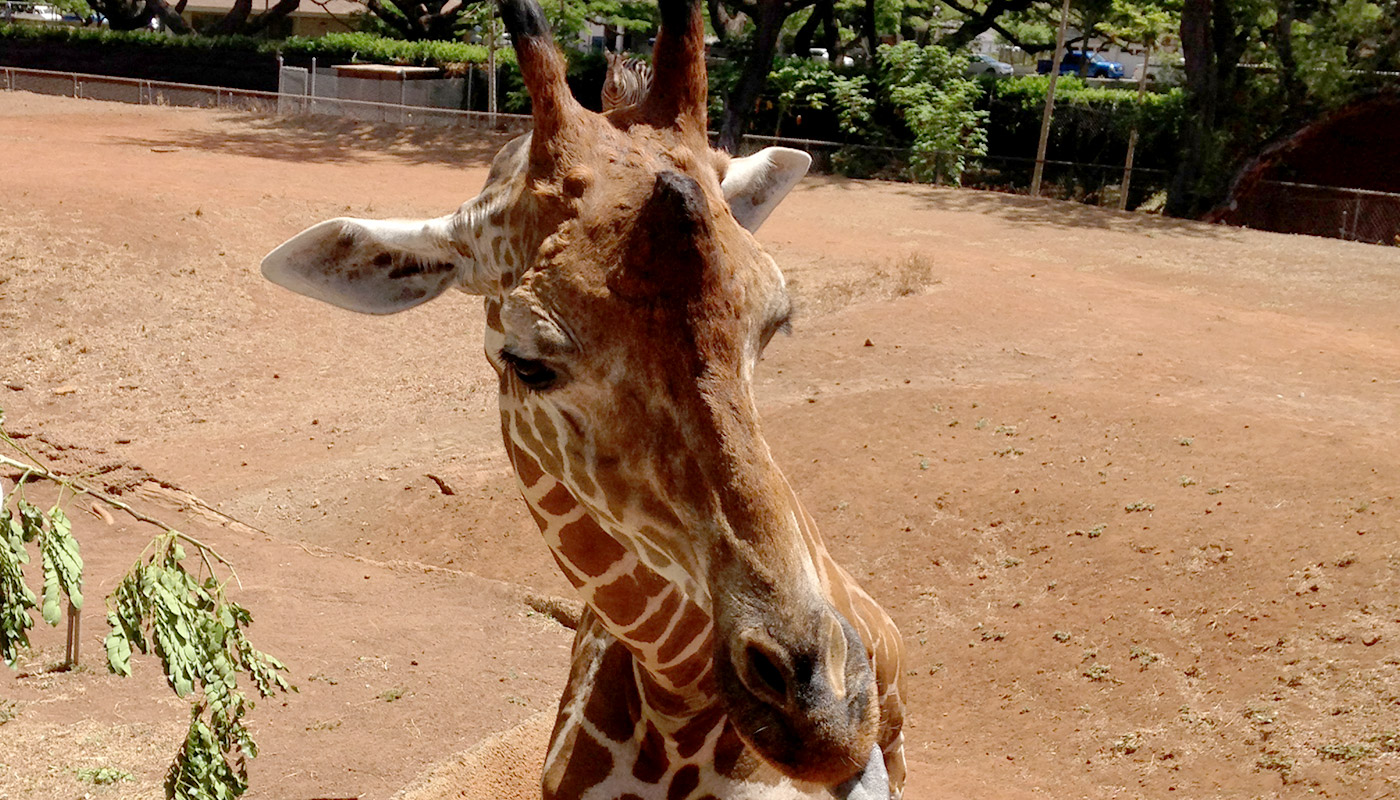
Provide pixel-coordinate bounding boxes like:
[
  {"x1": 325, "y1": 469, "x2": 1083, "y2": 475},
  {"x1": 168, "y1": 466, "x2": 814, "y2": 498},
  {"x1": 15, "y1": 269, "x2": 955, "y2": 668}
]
[
  {"x1": 982, "y1": 75, "x2": 1187, "y2": 171},
  {"x1": 0, "y1": 24, "x2": 511, "y2": 68},
  {"x1": 0, "y1": 24, "x2": 518, "y2": 96}
]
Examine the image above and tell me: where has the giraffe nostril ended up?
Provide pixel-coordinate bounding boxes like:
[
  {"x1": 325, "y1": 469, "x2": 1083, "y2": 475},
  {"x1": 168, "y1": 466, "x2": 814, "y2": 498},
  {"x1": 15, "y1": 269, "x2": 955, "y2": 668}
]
[{"x1": 744, "y1": 642, "x2": 789, "y2": 706}]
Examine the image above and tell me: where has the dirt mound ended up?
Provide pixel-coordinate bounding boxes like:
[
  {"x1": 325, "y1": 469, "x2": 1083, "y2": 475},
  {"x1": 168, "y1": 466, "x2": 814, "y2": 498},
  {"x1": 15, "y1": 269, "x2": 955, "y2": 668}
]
[{"x1": 393, "y1": 712, "x2": 552, "y2": 800}]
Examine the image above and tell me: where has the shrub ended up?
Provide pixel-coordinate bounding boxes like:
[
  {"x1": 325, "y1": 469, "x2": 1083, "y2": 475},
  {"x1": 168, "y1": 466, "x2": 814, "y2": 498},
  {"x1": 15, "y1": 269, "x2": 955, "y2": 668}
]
[{"x1": 876, "y1": 42, "x2": 987, "y2": 185}]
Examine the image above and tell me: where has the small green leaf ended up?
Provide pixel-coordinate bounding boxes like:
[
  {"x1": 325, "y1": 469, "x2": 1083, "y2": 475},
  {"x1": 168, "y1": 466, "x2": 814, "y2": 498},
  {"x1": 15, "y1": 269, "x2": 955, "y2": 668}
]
[{"x1": 105, "y1": 617, "x2": 132, "y2": 677}]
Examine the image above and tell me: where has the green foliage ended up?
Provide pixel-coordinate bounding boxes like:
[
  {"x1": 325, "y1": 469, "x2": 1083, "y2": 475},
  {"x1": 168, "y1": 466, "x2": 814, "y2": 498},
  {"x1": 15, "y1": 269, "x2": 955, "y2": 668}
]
[
  {"x1": 984, "y1": 75, "x2": 1186, "y2": 180},
  {"x1": 106, "y1": 533, "x2": 291, "y2": 799},
  {"x1": 77, "y1": 766, "x2": 133, "y2": 785},
  {"x1": 0, "y1": 24, "x2": 508, "y2": 68},
  {"x1": 1, "y1": 408, "x2": 291, "y2": 800},
  {"x1": 766, "y1": 58, "x2": 873, "y2": 138},
  {"x1": 0, "y1": 490, "x2": 82, "y2": 665},
  {"x1": 278, "y1": 31, "x2": 503, "y2": 67},
  {"x1": 0, "y1": 500, "x2": 38, "y2": 666},
  {"x1": 0, "y1": 22, "x2": 267, "y2": 51},
  {"x1": 877, "y1": 41, "x2": 988, "y2": 184}
]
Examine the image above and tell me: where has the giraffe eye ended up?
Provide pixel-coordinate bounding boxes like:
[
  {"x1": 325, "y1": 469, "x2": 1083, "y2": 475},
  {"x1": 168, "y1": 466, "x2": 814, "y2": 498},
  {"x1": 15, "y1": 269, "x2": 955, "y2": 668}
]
[{"x1": 499, "y1": 350, "x2": 560, "y2": 391}]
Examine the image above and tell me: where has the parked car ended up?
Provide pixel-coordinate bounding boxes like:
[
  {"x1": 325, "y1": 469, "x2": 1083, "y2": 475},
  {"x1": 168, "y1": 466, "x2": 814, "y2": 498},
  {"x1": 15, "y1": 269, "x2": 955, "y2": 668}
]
[
  {"x1": 1, "y1": 2, "x2": 63, "y2": 21},
  {"x1": 1036, "y1": 51, "x2": 1126, "y2": 79},
  {"x1": 966, "y1": 54, "x2": 1014, "y2": 79}
]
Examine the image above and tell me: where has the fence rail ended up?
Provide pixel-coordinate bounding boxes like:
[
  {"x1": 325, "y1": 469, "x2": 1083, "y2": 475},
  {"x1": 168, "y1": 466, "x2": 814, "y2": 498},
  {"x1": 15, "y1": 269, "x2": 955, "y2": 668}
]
[
  {"x1": 4, "y1": 64, "x2": 1395, "y2": 244},
  {"x1": 0, "y1": 65, "x2": 533, "y2": 131}
]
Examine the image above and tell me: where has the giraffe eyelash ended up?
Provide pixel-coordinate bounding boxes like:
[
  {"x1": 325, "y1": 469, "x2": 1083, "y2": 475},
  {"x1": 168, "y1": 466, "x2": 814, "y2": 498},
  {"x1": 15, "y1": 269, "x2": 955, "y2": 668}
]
[{"x1": 499, "y1": 348, "x2": 560, "y2": 390}]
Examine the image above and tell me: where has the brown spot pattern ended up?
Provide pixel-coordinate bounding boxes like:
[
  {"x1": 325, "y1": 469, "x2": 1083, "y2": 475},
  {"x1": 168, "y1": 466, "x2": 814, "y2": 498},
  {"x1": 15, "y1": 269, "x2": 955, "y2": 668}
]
[
  {"x1": 510, "y1": 443, "x2": 544, "y2": 487},
  {"x1": 672, "y1": 705, "x2": 724, "y2": 759},
  {"x1": 585, "y1": 643, "x2": 642, "y2": 742},
  {"x1": 656, "y1": 601, "x2": 709, "y2": 663},
  {"x1": 712, "y1": 722, "x2": 746, "y2": 777},
  {"x1": 639, "y1": 671, "x2": 690, "y2": 717},
  {"x1": 657, "y1": 645, "x2": 708, "y2": 687},
  {"x1": 557, "y1": 516, "x2": 627, "y2": 578},
  {"x1": 538, "y1": 482, "x2": 577, "y2": 517},
  {"x1": 632, "y1": 721, "x2": 670, "y2": 784},
  {"x1": 548, "y1": 730, "x2": 614, "y2": 799},
  {"x1": 592, "y1": 566, "x2": 671, "y2": 627},
  {"x1": 625, "y1": 589, "x2": 681, "y2": 645},
  {"x1": 667, "y1": 764, "x2": 700, "y2": 800}
]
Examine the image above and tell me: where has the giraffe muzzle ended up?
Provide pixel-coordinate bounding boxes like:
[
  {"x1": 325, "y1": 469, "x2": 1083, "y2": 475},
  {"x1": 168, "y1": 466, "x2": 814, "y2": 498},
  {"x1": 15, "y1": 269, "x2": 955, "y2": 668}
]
[{"x1": 716, "y1": 606, "x2": 881, "y2": 786}]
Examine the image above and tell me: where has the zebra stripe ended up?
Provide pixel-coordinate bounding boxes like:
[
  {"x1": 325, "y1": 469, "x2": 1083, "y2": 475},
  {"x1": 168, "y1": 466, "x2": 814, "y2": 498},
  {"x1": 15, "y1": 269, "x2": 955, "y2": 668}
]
[{"x1": 601, "y1": 52, "x2": 653, "y2": 112}]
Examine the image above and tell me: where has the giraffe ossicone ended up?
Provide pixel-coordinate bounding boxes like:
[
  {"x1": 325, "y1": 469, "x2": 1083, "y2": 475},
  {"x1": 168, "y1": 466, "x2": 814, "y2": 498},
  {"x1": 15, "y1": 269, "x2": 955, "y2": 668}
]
[{"x1": 261, "y1": 0, "x2": 906, "y2": 796}]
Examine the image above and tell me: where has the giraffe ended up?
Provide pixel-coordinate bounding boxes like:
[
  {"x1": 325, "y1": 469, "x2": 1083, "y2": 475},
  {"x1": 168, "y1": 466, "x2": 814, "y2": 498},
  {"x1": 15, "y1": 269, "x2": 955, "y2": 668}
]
[{"x1": 260, "y1": 0, "x2": 906, "y2": 797}]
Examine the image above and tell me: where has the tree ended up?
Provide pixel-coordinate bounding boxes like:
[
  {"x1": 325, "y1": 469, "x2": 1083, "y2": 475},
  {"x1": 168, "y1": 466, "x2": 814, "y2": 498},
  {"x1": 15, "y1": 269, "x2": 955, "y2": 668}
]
[
  {"x1": 878, "y1": 40, "x2": 987, "y2": 182},
  {"x1": 86, "y1": 0, "x2": 192, "y2": 32},
  {"x1": 709, "y1": 0, "x2": 822, "y2": 151},
  {"x1": 1168, "y1": 0, "x2": 1399, "y2": 216},
  {"x1": 86, "y1": 0, "x2": 299, "y2": 35},
  {"x1": 358, "y1": 0, "x2": 471, "y2": 39}
]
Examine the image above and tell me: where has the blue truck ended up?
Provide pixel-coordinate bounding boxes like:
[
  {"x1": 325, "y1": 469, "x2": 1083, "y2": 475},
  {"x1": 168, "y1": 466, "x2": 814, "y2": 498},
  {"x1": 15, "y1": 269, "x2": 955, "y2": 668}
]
[{"x1": 1036, "y1": 51, "x2": 1126, "y2": 79}]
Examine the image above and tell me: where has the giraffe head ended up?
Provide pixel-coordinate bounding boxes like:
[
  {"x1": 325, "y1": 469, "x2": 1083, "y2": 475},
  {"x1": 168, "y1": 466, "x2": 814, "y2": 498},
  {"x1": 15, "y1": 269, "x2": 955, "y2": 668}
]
[{"x1": 262, "y1": 0, "x2": 882, "y2": 787}]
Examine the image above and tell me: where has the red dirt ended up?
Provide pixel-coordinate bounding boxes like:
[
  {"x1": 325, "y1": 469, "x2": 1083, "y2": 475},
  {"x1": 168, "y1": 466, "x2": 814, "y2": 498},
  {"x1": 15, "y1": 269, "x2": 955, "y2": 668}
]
[{"x1": 1, "y1": 90, "x2": 1398, "y2": 800}]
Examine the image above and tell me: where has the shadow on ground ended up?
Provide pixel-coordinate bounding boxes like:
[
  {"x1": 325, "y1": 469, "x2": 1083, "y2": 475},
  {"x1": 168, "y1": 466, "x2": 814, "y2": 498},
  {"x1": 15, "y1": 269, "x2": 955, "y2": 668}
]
[
  {"x1": 806, "y1": 174, "x2": 1236, "y2": 240},
  {"x1": 112, "y1": 113, "x2": 523, "y2": 167}
]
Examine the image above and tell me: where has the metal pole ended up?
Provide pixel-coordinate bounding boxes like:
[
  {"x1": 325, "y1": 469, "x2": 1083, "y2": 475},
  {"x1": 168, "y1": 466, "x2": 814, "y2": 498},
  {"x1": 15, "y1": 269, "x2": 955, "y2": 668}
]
[
  {"x1": 1119, "y1": 44, "x2": 1151, "y2": 211},
  {"x1": 1030, "y1": 0, "x2": 1073, "y2": 197}
]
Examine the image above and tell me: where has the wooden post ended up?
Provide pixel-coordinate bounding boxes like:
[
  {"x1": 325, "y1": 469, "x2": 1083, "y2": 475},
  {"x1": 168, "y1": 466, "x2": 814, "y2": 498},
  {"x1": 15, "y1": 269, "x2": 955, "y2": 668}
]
[
  {"x1": 64, "y1": 601, "x2": 79, "y2": 669},
  {"x1": 488, "y1": 3, "x2": 498, "y2": 126},
  {"x1": 1119, "y1": 44, "x2": 1152, "y2": 211},
  {"x1": 1030, "y1": 0, "x2": 1073, "y2": 197}
]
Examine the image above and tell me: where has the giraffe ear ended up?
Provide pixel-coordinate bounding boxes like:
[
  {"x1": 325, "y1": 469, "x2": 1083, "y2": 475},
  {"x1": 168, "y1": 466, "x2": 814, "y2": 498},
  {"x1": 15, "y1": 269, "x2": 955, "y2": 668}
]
[
  {"x1": 721, "y1": 147, "x2": 811, "y2": 233},
  {"x1": 260, "y1": 214, "x2": 487, "y2": 315}
]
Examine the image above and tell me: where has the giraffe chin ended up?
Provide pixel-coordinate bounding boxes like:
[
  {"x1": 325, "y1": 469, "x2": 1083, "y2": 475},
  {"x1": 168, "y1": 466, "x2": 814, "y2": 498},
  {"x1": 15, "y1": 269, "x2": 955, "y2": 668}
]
[{"x1": 833, "y1": 745, "x2": 892, "y2": 800}]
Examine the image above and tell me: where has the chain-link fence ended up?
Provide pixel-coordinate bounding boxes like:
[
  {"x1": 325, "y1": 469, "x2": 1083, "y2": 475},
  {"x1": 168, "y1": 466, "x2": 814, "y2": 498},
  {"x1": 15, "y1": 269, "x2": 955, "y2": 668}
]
[
  {"x1": 0, "y1": 65, "x2": 532, "y2": 132},
  {"x1": 1220, "y1": 180, "x2": 1400, "y2": 246}
]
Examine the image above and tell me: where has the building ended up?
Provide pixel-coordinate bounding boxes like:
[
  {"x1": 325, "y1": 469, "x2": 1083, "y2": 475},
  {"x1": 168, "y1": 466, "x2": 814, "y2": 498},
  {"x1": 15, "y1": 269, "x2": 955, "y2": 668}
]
[{"x1": 180, "y1": 0, "x2": 360, "y2": 38}]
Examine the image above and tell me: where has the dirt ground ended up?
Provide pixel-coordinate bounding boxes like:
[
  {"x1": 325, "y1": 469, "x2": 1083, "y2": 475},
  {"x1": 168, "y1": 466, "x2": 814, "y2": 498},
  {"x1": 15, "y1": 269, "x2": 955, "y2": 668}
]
[{"x1": 1, "y1": 90, "x2": 1398, "y2": 800}]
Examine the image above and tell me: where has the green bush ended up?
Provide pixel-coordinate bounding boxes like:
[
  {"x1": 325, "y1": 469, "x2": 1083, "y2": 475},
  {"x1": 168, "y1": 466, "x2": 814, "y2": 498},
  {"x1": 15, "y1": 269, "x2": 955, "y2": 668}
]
[
  {"x1": 278, "y1": 32, "x2": 507, "y2": 68},
  {"x1": 984, "y1": 75, "x2": 1186, "y2": 172},
  {"x1": 0, "y1": 22, "x2": 264, "y2": 51},
  {"x1": 0, "y1": 24, "x2": 510, "y2": 68},
  {"x1": 877, "y1": 41, "x2": 987, "y2": 184}
]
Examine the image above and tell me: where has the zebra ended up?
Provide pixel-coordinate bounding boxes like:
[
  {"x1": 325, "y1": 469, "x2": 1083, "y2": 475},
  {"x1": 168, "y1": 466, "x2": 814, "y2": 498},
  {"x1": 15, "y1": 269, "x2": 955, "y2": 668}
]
[{"x1": 601, "y1": 52, "x2": 652, "y2": 112}]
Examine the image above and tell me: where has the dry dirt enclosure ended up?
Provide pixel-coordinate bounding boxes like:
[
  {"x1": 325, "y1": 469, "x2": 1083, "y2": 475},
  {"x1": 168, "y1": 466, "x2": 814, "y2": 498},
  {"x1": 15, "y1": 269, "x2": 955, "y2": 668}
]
[{"x1": 1, "y1": 89, "x2": 1399, "y2": 800}]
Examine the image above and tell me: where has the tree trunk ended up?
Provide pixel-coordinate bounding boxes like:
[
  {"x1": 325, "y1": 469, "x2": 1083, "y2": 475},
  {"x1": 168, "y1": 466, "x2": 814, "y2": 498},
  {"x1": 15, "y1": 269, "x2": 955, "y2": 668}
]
[
  {"x1": 1167, "y1": 0, "x2": 1215, "y2": 217},
  {"x1": 792, "y1": 0, "x2": 824, "y2": 57},
  {"x1": 718, "y1": 0, "x2": 792, "y2": 153},
  {"x1": 861, "y1": 0, "x2": 877, "y2": 60},
  {"x1": 97, "y1": 0, "x2": 156, "y2": 31},
  {"x1": 145, "y1": 0, "x2": 194, "y2": 34},
  {"x1": 940, "y1": 0, "x2": 1036, "y2": 51},
  {"x1": 204, "y1": 0, "x2": 251, "y2": 35},
  {"x1": 246, "y1": 0, "x2": 300, "y2": 35}
]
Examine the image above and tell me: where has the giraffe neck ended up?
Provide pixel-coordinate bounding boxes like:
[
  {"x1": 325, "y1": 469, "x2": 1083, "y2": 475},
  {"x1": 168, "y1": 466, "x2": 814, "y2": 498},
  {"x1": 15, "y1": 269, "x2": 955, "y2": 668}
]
[{"x1": 505, "y1": 427, "x2": 718, "y2": 712}]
